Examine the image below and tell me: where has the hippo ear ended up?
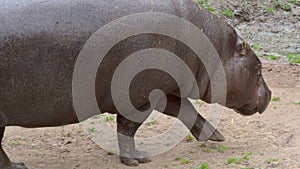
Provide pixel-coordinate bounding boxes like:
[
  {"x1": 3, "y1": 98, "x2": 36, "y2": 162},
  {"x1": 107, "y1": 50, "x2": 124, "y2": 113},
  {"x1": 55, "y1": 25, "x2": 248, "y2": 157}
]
[{"x1": 234, "y1": 38, "x2": 247, "y2": 57}]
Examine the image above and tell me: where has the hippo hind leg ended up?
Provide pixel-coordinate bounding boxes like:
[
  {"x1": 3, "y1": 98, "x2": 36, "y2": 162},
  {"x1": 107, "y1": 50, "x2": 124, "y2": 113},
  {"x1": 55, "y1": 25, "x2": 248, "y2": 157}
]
[
  {"x1": 117, "y1": 114, "x2": 151, "y2": 166},
  {"x1": 0, "y1": 127, "x2": 28, "y2": 169}
]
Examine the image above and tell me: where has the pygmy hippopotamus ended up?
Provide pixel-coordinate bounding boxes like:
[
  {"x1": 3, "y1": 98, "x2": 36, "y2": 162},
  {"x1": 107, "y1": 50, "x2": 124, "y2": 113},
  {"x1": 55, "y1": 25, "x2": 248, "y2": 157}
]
[{"x1": 0, "y1": 0, "x2": 271, "y2": 168}]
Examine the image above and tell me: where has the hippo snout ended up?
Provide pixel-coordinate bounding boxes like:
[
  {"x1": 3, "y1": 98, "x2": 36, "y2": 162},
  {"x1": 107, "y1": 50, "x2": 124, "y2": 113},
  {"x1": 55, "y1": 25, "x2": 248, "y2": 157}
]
[
  {"x1": 257, "y1": 83, "x2": 272, "y2": 114},
  {"x1": 235, "y1": 77, "x2": 271, "y2": 116}
]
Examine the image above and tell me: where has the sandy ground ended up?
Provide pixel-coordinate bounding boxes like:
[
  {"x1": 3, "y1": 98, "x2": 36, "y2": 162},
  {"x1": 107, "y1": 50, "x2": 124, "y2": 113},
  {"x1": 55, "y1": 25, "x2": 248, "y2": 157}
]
[{"x1": 2, "y1": 1, "x2": 300, "y2": 169}]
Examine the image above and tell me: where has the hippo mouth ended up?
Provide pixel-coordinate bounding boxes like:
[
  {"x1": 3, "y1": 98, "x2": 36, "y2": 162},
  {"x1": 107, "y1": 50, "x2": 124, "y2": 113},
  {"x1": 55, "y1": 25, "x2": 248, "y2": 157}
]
[
  {"x1": 234, "y1": 104, "x2": 258, "y2": 116},
  {"x1": 234, "y1": 97, "x2": 270, "y2": 116}
]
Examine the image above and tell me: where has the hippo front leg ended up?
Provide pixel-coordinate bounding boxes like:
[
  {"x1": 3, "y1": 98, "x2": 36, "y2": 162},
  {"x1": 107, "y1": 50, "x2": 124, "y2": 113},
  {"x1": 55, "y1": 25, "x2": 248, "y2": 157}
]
[
  {"x1": 0, "y1": 127, "x2": 28, "y2": 169},
  {"x1": 117, "y1": 114, "x2": 151, "y2": 166},
  {"x1": 157, "y1": 95, "x2": 225, "y2": 142}
]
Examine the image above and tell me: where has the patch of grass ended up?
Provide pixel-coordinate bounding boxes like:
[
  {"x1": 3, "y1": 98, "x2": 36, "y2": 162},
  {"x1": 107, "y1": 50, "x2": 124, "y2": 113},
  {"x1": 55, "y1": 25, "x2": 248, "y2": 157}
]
[
  {"x1": 197, "y1": 0, "x2": 208, "y2": 5},
  {"x1": 175, "y1": 157, "x2": 190, "y2": 165},
  {"x1": 216, "y1": 144, "x2": 229, "y2": 153},
  {"x1": 265, "y1": 158, "x2": 280, "y2": 163},
  {"x1": 222, "y1": 8, "x2": 234, "y2": 19},
  {"x1": 294, "y1": 102, "x2": 300, "y2": 106},
  {"x1": 186, "y1": 133, "x2": 194, "y2": 142},
  {"x1": 226, "y1": 157, "x2": 238, "y2": 165},
  {"x1": 277, "y1": 51, "x2": 285, "y2": 55},
  {"x1": 266, "y1": 7, "x2": 274, "y2": 13},
  {"x1": 9, "y1": 141, "x2": 22, "y2": 147},
  {"x1": 290, "y1": 0, "x2": 297, "y2": 5},
  {"x1": 87, "y1": 127, "x2": 97, "y2": 133},
  {"x1": 272, "y1": 97, "x2": 280, "y2": 102},
  {"x1": 286, "y1": 53, "x2": 300, "y2": 63},
  {"x1": 195, "y1": 163, "x2": 209, "y2": 169},
  {"x1": 195, "y1": 99, "x2": 204, "y2": 105},
  {"x1": 181, "y1": 158, "x2": 190, "y2": 165},
  {"x1": 252, "y1": 44, "x2": 261, "y2": 51},
  {"x1": 202, "y1": 147, "x2": 212, "y2": 153},
  {"x1": 226, "y1": 152, "x2": 253, "y2": 165},
  {"x1": 197, "y1": 0, "x2": 216, "y2": 14},
  {"x1": 283, "y1": 3, "x2": 292, "y2": 11},
  {"x1": 267, "y1": 54, "x2": 279, "y2": 60},
  {"x1": 274, "y1": 0, "x2": 281, "y2": 7},
  {"x1": 104, "y1": 115, "x2": 115, "y2": 122},
  {"x1": 147, "y1": 119, "x2": 158, "y2": 126}
]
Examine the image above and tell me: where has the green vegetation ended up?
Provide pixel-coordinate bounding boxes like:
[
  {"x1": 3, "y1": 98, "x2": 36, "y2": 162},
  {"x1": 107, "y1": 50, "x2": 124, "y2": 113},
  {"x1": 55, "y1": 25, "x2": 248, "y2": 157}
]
[
  {"x1": 200, "y1": 144, "x2": 229, "y2": 153},
  {"x1": 222, "y1": 8, "x2": 234, "y2": 18},
  {"x1": 290, "y1": 0, "x2": 297, "y2": 5},
  {"x1": 265, "y1": 158, "x2": 280, "y2": 163},
  {"x1": 294, "y1": 102, "x2": 300, "y2": 106},
  {"x1": 195, "y1": 163, "x2": 209, "y2": 169},
  {"x1": 252, "y1": 44, "x2": 261, "y2": 51},
  {"x1": 9, "y1": 141, "x2": 22, "y2": 147},
  {"x1": 286, "y1": 53, "x2": 300, "y2": 63},
  {"x1": 274, "y1": 0, "x2": 281, "y2": 7},
  {"x1": 186, "y1": 133, "x2": 194, "y2": 142},
  {"x1": 264, "y1": 52, "x2": 300, "y2": 64},
  {"x1": 87, "y1": 127, "x2": 97, "y2": 133},
  {"x1": 283, "y1": 3, "x2": 292, "y2": 11},
  {"x1": 267, "y1": 54, "x2": 279, "y2": 60},
  {"x1": 195, "y1": 99, "x2": 204, "y2": 105},
  {"x1": 216, "y1": 145, "x2": 229, "y2": 153},
  {"x1": 92, "y1": 114, "x2": 116, "y2": 122},
  {"x1": 272, "y1": 97, "x2": 280, "y2": 102},
  {"x1": 197, "y1": 0, "x2": 216, "y2": 13},
  {"x1": 104, "y1": 115, "x2": 115, "y2": 122},
  {"x1": 175, "y1": 157, "x2": 190, "y2": 165},
  {"x1": 181, "y1": 158, "x2": 190, "y2": 164},
  {"x1": 226, "y1": 152, "x2": 253, "y2": 165},
  {"x1": 266, "y1": 7, "x2": 274, "y2": 13},
  {"x1": 202, "y1": 147, "x2": 212, "y2": 153},
  {"x1": 147, "y1": 119, "x2": 158, "y2": 126}
]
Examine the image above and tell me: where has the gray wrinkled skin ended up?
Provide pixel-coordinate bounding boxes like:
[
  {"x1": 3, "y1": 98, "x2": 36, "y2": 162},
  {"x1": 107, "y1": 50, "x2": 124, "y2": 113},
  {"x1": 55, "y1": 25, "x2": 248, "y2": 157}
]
[{"x1": 0, "y1": 0, "x2": 271, "y2": 168}]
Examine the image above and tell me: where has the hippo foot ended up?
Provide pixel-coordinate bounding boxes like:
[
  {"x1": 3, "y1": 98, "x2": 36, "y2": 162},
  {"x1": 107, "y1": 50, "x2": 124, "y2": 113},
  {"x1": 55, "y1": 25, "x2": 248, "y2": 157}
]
[
  {"x1": 198, "y1": 129, "x2": 225, "y2": 142},
  {"x1": 120, "y1": 150, "x2": 151, "y2": 166},
  {"x1": 208, "y1": 129, "x2": 225, "y2": 142}
]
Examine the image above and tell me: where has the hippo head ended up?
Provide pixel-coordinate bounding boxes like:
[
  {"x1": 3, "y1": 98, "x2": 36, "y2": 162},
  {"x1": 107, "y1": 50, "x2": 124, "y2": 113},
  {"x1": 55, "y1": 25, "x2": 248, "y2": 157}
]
[{"x1": 222, "y1": 35, "x2": 272, "y2": 116}]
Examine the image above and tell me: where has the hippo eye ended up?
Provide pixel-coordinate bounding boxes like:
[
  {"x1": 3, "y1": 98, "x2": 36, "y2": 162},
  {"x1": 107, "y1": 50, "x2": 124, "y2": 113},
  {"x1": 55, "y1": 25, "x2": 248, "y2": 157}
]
[
  {"x1": 234, "y1": 39, "x2": 247, "y2": 57},
  {"x1": 255, "y1": 64, "x2": 262, "y2": 78},
  {"x1": 255, "y1": 63, "x2": 261, "y2": 70}
]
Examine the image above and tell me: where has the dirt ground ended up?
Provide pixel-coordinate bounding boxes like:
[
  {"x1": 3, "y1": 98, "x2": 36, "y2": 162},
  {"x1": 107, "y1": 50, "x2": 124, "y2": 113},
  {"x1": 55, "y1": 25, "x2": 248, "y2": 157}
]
[{"x1": 3, "y1": 1, "x2": 300, "y2": 169}]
